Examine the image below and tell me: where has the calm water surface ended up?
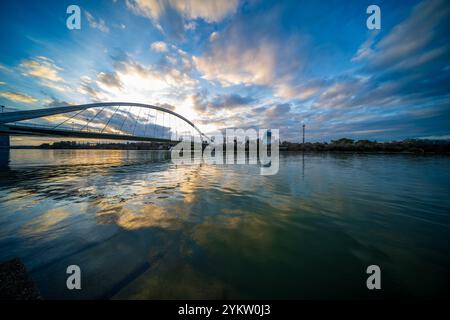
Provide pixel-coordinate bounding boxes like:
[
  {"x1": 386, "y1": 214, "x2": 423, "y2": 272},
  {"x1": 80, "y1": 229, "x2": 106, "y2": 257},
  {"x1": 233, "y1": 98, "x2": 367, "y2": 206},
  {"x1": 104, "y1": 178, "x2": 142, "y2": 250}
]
[{"x1": 0, "y1": 149, "x2": 449, "y2": 299}]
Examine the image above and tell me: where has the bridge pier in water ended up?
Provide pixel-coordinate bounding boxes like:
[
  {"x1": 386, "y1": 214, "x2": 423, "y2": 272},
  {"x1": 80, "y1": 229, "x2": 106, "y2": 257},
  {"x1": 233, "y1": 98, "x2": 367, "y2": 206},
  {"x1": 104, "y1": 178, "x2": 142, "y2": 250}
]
[
  {"x1": 0, "y1": 134, "x2": 10, "y2": 148},
  {"x1": 0, "y1": 135, "x2": 10, "y2": 168}
]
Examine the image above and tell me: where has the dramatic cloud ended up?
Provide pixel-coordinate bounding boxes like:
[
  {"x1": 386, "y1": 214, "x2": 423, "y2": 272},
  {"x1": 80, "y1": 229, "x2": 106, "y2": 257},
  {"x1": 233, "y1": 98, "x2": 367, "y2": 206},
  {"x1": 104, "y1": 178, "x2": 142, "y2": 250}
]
[
  {"x1": 1, "y1": 0, "x2": 449, "y2": 142},
  {"x1": 209, "y1": 31, "x2": 219, "y2": 42},
  {"x1": 126, "y1": 0, "x2": 239, "y2": 23},
  {"x1": 20, "y1": 56, "x2": 64, "y2": 82},
  {"x1": 112, "y1": 55, "x2": 197, "y2": 93},
  {"x1": 170, "y1": 0, "x2": 239, "y2": 23},
  {"x1": 79, "y1": 76, "x2": 104, "y2": 101},
  {"x1": 44, "y1": 96, "x2": 71, "y2": 108},
  {"x1": 194, "y1": 41, "x2": 277, "y2": 86},
  {"x1": 192, "y1": 92, "x2": 255, "y2": 114},
  {"x1": 0, "y1": 91, "x2": 38, "y2": 104},
  {"x1": 361, "y1": 0, "x2": 449, "y2": 72},
  {"x1": 265, "y1": 103, "x2": 291, "y2": 118},
  {"x1": 75, "y1": 53, "x2": 198, "y2": 114},
  {"x1": 351, "y1": 33, "x2": 378, "y2": 62},
  {"x1": 156, "y1": 102, "x2": 176, "y2": 111},
  {"x1": 208, "y1": 94, "x2": 255, "y2": 110},
  {"x1": 96, "y1": 72, "x2": 123, "y2": 91},
  {"x1": 126, "y1": 0, "x2": 239, "y2": 40},
  {"x1": 150, "y1": 41, "x2": 168, "y2": 52},
  {"x1": 0, "y1": 64, "x2": 12, "y2": 73},
  {"x1": 323, "y1": 0, "x2": 450, "y2": 112},
  {"x1": 274, "y1": 81, "x2": 324, "y2": 100},
  {"x1": 85, "y1": 11, "x2": 110, "y2": 33},
  {"x1": 271, "y1": 0, "x2": 450, "y2": 141},
  {"x1": 193, "y1": 10, "x2": 304, "y2": 92}
]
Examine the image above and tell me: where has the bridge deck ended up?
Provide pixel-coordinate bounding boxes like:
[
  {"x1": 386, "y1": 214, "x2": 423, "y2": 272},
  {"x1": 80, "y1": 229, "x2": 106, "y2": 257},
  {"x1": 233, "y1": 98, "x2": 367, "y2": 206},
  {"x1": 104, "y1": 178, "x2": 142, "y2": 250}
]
[
  {"x1": 0, "y1": 124, "x2": 176, "y2": 143},
  {"x1": 0, "y1": 102, "x2": 209, "y2": 144}
]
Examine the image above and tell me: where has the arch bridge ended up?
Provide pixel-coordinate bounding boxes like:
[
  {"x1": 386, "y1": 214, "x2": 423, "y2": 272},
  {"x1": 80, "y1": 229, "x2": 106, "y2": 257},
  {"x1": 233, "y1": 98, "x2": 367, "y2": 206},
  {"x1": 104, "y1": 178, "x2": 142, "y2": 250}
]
[{"x1": 0, "y1": 102, "x2": 208, "y2": 145}]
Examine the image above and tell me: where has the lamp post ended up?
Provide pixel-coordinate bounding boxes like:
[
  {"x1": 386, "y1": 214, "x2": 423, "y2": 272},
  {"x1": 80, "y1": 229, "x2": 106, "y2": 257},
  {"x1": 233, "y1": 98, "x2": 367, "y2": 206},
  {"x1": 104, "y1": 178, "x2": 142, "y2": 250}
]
[{"x1": 302, "y1": 124, "x2": 305, "y2": 144}]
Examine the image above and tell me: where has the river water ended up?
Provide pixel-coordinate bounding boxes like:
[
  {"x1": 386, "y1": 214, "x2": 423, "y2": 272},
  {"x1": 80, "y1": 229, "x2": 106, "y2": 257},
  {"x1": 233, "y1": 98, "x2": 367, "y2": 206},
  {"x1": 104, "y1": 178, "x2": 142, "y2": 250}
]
[{"x1": 0, "y1": 149, "x2": 449, "y2": 299}]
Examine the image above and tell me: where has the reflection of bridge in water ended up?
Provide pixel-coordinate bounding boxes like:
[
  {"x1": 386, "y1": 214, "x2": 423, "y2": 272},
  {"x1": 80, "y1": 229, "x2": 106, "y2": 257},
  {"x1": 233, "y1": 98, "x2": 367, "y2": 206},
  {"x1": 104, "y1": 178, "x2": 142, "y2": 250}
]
[{"x1": 0, "y1": 102, "x2": 208, "y2": 146}]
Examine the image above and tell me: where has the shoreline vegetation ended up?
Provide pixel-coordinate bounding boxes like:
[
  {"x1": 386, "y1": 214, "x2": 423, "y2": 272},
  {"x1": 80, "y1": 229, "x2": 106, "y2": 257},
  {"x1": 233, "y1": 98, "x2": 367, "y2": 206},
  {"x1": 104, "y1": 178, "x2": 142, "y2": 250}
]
[
  {"x1": 8, "y1": 138, "x2": 450, "y2": 154},
  {"x1": 280, "y1": 138, "x2": 450, "y2": 154}
]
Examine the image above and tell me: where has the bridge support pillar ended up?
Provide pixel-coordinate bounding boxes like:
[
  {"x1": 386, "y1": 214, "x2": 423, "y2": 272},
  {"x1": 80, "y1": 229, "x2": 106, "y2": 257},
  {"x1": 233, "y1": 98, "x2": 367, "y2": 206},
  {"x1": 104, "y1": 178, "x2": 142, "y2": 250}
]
[{"x1": 0, "y1": 134, "x2": 10, "y2": 148}]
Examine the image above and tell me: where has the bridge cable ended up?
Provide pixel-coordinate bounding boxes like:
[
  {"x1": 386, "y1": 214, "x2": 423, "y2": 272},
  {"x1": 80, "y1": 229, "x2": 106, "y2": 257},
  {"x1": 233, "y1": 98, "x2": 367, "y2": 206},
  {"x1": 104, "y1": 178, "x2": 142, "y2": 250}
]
[
  {"x1": 153, "y1": 110, "x2": 157, "y2": 138},
  {"x1": 162, "y1": 112, "x2": 165, "y2": 139},
  {"x1": 132, "y1": 106, "x2": 143, "y2": 136},
  {"x1": 143, "y1": 108, "x2": 152, "y2": 138},
  {"x1": 167, "y1": 113, "x2": 172, "y2": 140},
  {"x1": 80, "y1": 107, "x2": 106, "y2": 132},
  {"x1": 52, "y1": 108, "x2": 87, "y2": 130},
  {"x1": 101, "y1": 105, "x2": 121, "y2": 134},
  {"x1": 119, "y1": 106, "x2": 131, "y2": 133}
]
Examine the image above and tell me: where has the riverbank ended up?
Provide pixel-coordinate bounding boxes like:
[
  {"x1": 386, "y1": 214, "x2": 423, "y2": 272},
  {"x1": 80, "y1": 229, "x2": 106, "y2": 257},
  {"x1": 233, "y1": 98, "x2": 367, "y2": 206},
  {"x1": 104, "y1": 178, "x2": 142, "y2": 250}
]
[
  {"x1": 7, "y1": 138, "x2": 449, "y2": 154},
  {"x1": 280, "y1": 138, "x2": 450, "y2": 154},
  {"x1": 0, "y1": 258, "x2": 41, "y2": 300}
]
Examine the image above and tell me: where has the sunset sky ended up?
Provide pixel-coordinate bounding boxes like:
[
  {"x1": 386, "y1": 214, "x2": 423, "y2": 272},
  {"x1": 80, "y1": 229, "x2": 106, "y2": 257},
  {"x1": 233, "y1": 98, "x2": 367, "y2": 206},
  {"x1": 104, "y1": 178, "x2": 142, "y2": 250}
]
[{"x1": 0, "y1": 0, "x2": 449, "y2": 143}]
